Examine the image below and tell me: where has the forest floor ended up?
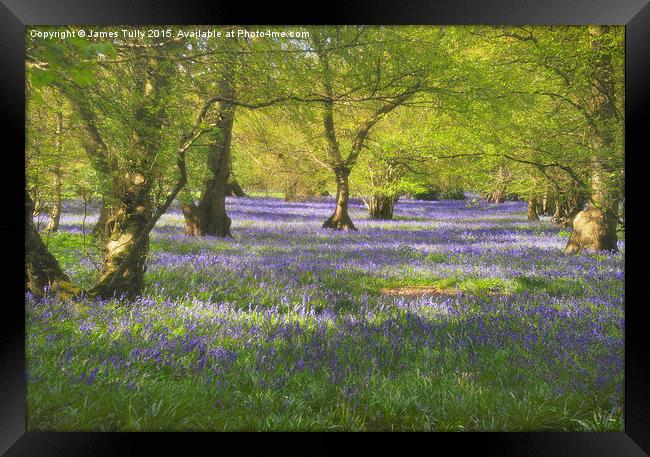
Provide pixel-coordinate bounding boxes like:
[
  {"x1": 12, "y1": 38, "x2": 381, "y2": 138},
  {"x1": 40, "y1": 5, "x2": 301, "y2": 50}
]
[{"x1": 26, "y1": 197, "x2": 624, "y2": 431}]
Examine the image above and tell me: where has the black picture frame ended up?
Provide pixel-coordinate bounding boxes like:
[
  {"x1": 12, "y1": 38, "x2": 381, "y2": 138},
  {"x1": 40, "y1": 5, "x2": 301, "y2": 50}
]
[{"x1": 2, "y1": 0, "x2": 649, "y2": 454}]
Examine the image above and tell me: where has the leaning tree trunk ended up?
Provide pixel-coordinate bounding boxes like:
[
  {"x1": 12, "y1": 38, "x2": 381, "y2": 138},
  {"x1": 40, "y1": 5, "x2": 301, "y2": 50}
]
[
  {"x1": 564, "y1": 25, "x2": 620, "y2": 254},
  {"x1": 367, "y1": 193, "x2": 397, "y2": 220},
  {"x1": 323, "y1": 167, "x2": 356, "y2": 230},
  {"x1": 25, "y1": 193, "x2": 78, "y2": 297},
  {"x1": 182, "y1": 155, "x2": 233, "y2": 237},
  {"x1": 226, "y1": 179, "x2": 247, "y2": 197},
  {"x1": 527, "y1": 194, "x2": 539, "y2": 221}
]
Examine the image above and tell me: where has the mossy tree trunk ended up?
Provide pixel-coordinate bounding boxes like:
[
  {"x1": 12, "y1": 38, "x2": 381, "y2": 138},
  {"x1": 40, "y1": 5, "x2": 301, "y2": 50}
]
[{"x1": 59, "y1": 44, "x2": 177, "y2": 299}]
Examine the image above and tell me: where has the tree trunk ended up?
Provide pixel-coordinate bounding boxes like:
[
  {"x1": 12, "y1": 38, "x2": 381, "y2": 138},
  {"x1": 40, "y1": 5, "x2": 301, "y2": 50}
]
[
  {"x1": 182, "y1": 154, "x2": 233, "y2": 238},
  {"x1": 181, "y1": 201, "x2": 202, "y2": 236},
  {"x1": 92, "y1": 197, "x2": 110, "y2": 240},
  {"x1": 55, "y1": 38, "x2": 180, "y2": 299},
  {"x1": 284, "y1": 177, "x2": 298, "y2": 202},
  {"x1": 90, "y1": 173, "x2": 152, "y2": 298},
  {"x1": 486, "y1": 189, "x2": 503, "y2": 203},
  {"x1": 551, "y1": 192, "x2": 586, "y2": 228},
  {"x1": 183, "y1": 56, "x2": 235, "y2": 237},
  {"x1": 25, "y1": 193, "x2": 78, "y2": 297},
  {"x1": 564, "y1": 162, "x2": 619, "y2": 253},
  {"x1": 44, "y1": 169, "x2": 62, "y2": 232},
  {"x1": 226, "y1": 179, "x2": 247, "y2": 197},
  {"x1": 45, "y1": 112, "x2": 64, "y2": 233},
  {"x1": 564, "y1": 199, "x2": 618, "y2": 253},
  {"x1": 527, "y1": 195, "x2": 539, "y2": 221},
  {"x1": 367, "y1": 194, "x2": 396, "y2": 220},
  {"x1": 323, "y1": 167, "x2": 356, "y2": 230},
  {"x1": 196, "y1": 176, "x2": 232, "y2": 237},
  {"x1": 564, "y1": 25, "x2": 620, "y2": 254}
]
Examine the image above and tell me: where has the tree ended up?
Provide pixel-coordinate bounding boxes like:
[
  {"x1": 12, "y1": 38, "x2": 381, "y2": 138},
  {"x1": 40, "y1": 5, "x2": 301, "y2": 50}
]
[
  {"x1": 26, "y1": 27, "x2": 211, "y2": 298},
  {"x1": 301, "y1": 27, "x2": 447, "y2": 230},
  {"x1": 181, "y1": 40, "x2": 236, "y2": 237},
  {"x1": 563, "y1": 26, "x2": 623, "y2": 253},
  {"x1": 500, "y1": 26, "x2": 622, "y2": 252}
]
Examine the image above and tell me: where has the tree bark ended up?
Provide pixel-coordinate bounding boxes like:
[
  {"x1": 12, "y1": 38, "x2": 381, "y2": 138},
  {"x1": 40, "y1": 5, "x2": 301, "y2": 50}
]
[
  {"x1": 527, "y1": 194, "x2": 539, "y2": 221},
  {"x1": 196, "y1": 176, "x2": 232, "y2": 237},
  {"x1": 181, "y1": 201, "x2": 201, "y2": 236},
  {"x1": 323, "y1": 167, "x2": 356, "y2": 230},
  {"x1": 564, "y1": 26, "x2": 620, "y2": 254},
  {"x1": 367, "y1": 194, "x2": 397, "y2": 220},
  {"x1": 25, "y1": 193, "x2": 78, "y2": 297},
  {"x1": 564, "y1": 196, "x2": 618, "y2": 253},
  {"x1": 45, "y1": 112, "x2": 64, "y2": 233}
]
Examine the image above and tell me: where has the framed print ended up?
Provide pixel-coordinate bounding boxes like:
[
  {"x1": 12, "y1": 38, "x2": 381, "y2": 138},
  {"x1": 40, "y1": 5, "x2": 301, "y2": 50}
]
[{"x1": 2, "y1": 0, "x2": 649, "y2": 454}]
